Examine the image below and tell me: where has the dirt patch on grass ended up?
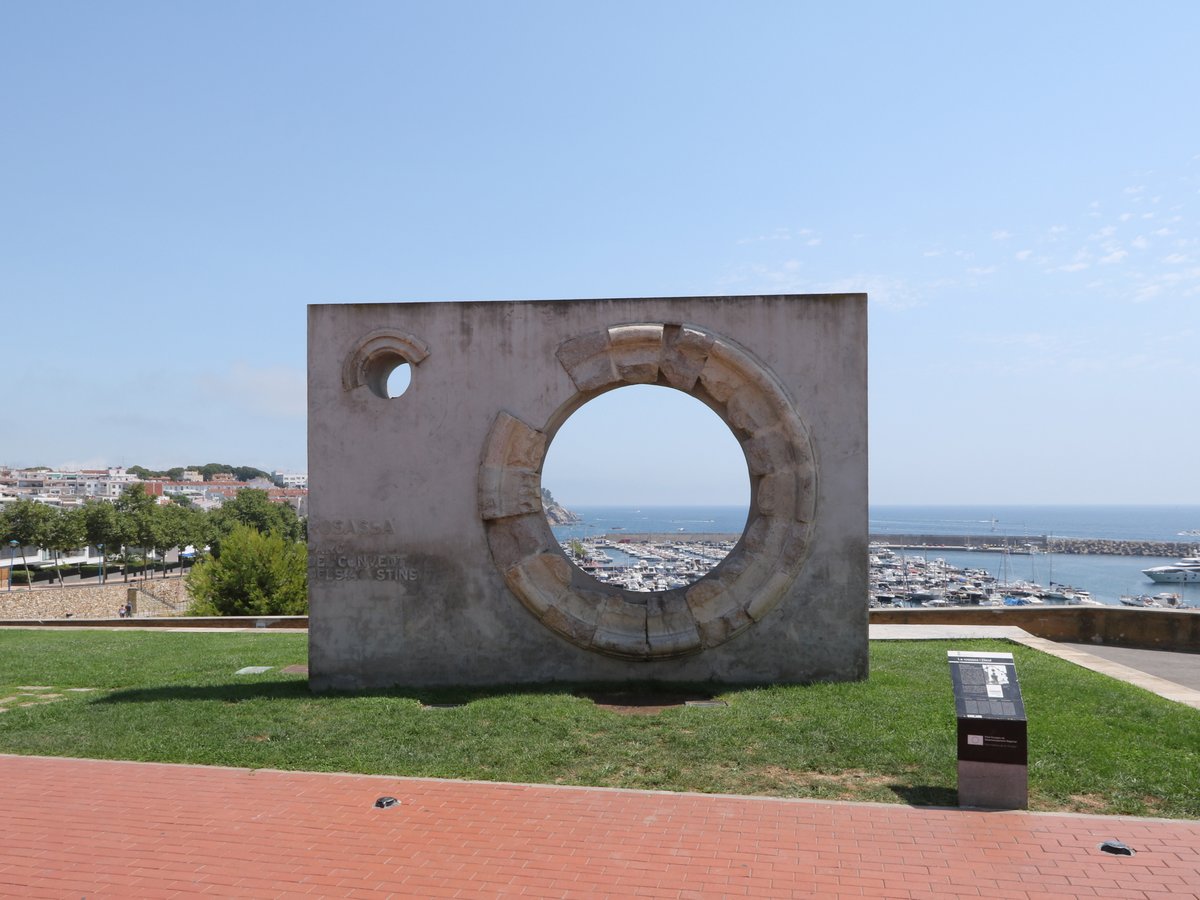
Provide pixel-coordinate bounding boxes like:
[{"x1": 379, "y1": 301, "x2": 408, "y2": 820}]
[
  {"x1": 578, "y1": 690, "x2": 716, "y2": 716},
  {"x1": 1068, "y1": 794, "x2": 1110, "y2": 813},
  {"x1": 759, "y1": 766, "x2": 896, "y2": 796}
]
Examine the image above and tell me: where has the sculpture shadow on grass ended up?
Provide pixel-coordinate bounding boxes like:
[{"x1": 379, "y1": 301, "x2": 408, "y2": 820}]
[{"x1": 91, "y1": 679, "x2": 739, "y2": 708}]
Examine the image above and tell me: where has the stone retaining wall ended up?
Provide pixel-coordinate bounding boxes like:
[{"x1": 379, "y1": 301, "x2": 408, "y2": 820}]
[
  {"x1": 0, "y1": 578, "x2": 191, "y2": 620},
  {"x1": 871, "y1": 606, "x2": 1200, "y2": 653}
]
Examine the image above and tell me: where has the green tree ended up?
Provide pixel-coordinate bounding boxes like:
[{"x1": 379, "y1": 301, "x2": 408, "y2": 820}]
[
  {"x1": 185, "y1": 524, "x2": 307, "y2": 616},
  {"x1": 44, "y1": 507, "x2": 86, "y2": 586},
  {"x1": 154, "y1": 503, "x2": 205, "y2": 576},
  {"x1": 196, "y1": 463, "x2": 234, "y2": 482},
  {"x1": 210, "y1": 488, "x2": 303, "y2": 555},
  {"x1": 0, "y1": 499, "x2": 54, "y2": 583},
  {"x1": 114, "y1": 484, "x2": 160, "y2": 580},
  {"x1": 81, "y1": 501, "x2": 121, "y2": 582},
  {"x1": 232, "y1": 466, "x2": 272, "y2": 482}
]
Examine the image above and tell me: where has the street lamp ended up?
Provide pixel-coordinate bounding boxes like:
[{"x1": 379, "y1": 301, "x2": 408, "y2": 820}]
[
  {"x1": 97, "y1": 543, "x2": 105, "y2": 585},
  {"x1": 7, "y1": 540, "x2": 17, "y2": 592}
]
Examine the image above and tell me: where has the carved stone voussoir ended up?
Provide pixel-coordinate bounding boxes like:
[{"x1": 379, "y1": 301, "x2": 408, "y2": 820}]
[
  {"x1": 646, "y1": 594, "x2": 702, "y2": 656},
  {"x1": 591, "y1": 595, "x2": 649, "y2": 657},
  {"x1": 726, "y1": 383, "x2": 780, "y2": 435},
  {"x1": 755, "y1": 471, "x2": 796, "y2": 519},
  {"x1": 745, "y1": 569, "x2": 798, "y2": 622},
  {"x1": 481, "y1": 412, "x2": 547, "y2": 469},
  {"x1": 504, "y1": 555, "x2": 571, "y2": 619},
  {"x1": 484, "y1": 514, "x2": 554, "y2": 572},
  {"x1": 478, "y1": 466, "x2": 542, "y2": 521},
  {"x1": 660, "y1": 325, "x2": 715, "y2": 391},
  {"x1": 555, "y1": 330, "x2": 619, "y2": 392},
  {"x1": 607, "y1": 324, "x2": 664, "y2": 384},
  {"x1": 698, "y1": 355, "x2": 744, "y2": 405},
  {"x1": 695, "y1": 607, "x2": 754, "y2": 648},
  {"x1": 741, "y1": 428, "x2": 790, "y2": 476}
]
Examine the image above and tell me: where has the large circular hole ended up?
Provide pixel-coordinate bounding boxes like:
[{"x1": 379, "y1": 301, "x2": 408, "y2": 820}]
[{"x1": 541, "y1": 385, "x2": 750, "y2": 592}]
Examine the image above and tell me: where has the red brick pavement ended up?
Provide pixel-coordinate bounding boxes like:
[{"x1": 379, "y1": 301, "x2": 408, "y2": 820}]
[{"x1": 0, "y1": 754, "x2": 1197, "y2": 899}]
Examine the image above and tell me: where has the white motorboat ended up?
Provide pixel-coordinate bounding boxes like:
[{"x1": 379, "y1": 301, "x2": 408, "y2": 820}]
[{"x1": 1142, "y1": 556, "x2": 1200, "y2": 584}]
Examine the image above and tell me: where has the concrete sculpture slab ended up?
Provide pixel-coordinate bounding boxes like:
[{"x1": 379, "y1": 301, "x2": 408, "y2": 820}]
[{"x1": 308, "y1": 294, "x2": 867, "y2": 689}]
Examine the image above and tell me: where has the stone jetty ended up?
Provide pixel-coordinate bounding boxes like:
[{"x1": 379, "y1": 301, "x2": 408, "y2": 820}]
[{"x1": 872, "y1": 533, "x2": 1200, "y2": 558}]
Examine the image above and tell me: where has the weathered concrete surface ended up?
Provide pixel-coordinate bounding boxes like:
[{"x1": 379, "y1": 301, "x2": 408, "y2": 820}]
[{"x1": 308, "y1": 295, "x2": 868, "y2": 688}]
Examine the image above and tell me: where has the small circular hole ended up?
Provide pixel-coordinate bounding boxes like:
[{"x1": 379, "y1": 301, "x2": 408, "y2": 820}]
[{"x1": 385, "y1": 361, "x2": 412, "y2": 398}]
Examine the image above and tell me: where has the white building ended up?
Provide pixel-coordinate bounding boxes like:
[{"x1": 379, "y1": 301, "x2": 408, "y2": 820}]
[{"x1": 273, "y1": 471, "x2": 308, "y2": 488}]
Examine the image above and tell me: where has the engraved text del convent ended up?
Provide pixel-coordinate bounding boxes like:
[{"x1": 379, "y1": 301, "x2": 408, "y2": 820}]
[{"x1": 314, "y1": 548, "x2": 418, "y2": 583}]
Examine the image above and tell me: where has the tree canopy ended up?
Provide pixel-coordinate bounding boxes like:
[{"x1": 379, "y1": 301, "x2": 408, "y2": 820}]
[
  {"x1": 186, "y1": 524, "x2": 307, "y2": 616},
  {"x1": 126, "y1": 462, "x2": 274, "y2": 483}
]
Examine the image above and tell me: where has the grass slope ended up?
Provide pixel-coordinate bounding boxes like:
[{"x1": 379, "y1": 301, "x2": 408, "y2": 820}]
[{"x1": 0, "y1": 631, "x2": 1195, "y2": 817}]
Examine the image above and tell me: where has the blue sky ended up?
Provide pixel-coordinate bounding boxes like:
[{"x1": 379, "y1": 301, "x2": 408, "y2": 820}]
[{"x1": 3, "y1": 2, "x2": 1198, "y2": 505}]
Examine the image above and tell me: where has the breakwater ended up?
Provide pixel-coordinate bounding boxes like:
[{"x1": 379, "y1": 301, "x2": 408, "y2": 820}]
[
  {"x1": 600, "y1": 532, "x2": 741, "y2": 543},
  {"x1": 871, "y1": 533, "x2": 1200, "y2": 558}
]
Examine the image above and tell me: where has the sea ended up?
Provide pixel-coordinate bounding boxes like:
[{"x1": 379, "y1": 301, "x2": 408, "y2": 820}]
[{"x1": 551, "y1": 504, "x2": 1200, "y2": 607}]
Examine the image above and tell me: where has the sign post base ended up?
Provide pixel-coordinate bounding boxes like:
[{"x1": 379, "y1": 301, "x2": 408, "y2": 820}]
[{"x1": 958, "y1": 760, "x2": 1028, "y2": 810}]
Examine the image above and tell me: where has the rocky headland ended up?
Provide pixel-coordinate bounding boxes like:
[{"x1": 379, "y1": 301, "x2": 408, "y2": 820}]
[{"x1": 541, "y1": 488, "x2": 581, "y2": 525}]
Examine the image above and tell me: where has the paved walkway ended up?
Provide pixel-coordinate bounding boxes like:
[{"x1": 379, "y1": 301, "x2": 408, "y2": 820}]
[
  {"x1": 870, "y1": 624, "x2": 1200, "y2": 710},
  {"x1": 1, "y1": 754, "x2": 1198, "y2": 899},
  {"x1": 1058, "y1": 642, "x2": 1200, "y2": 691}
]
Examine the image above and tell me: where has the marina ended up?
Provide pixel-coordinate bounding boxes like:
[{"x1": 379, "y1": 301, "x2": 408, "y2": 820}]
[
  {"x1": 559, "y1": 535, "x2": 737, "y2": 592},
  {"x1": 550, "y1": 504, "x2": 1200, "y2": 608},
  {"x1": 551, "y1": 532, "x2": 1198, "y2": 609},
  {"x1": 868, "y1": 544, "x2": 1193, "y2": 610}
]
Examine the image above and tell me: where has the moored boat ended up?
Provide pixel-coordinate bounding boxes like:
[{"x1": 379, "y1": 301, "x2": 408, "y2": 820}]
[{"x1": 1142, "y1": 556, "x2": 1200, "y2": 584}]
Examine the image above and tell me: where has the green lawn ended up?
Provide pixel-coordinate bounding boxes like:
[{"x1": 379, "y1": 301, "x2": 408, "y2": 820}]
[{"x1": 0, "y1": 631, "x2": 1196, "y2": 817}]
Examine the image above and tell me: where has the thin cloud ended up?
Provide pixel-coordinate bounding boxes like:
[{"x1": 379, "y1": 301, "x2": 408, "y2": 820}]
[
  {"x1": 813, "y1": 275, "x2": 924, "y2": 311},
  {"x1": 735, "y1": 227, "x2": 815, "y2": 245},
  {"x1": 196, "y1": 362, "x2": 305, "y2": 419}
]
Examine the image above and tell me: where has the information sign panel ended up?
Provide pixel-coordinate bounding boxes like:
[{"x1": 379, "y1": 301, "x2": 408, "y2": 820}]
[{"x1": 948, "y1": 650, "x2": 1027, "y2": 767}]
